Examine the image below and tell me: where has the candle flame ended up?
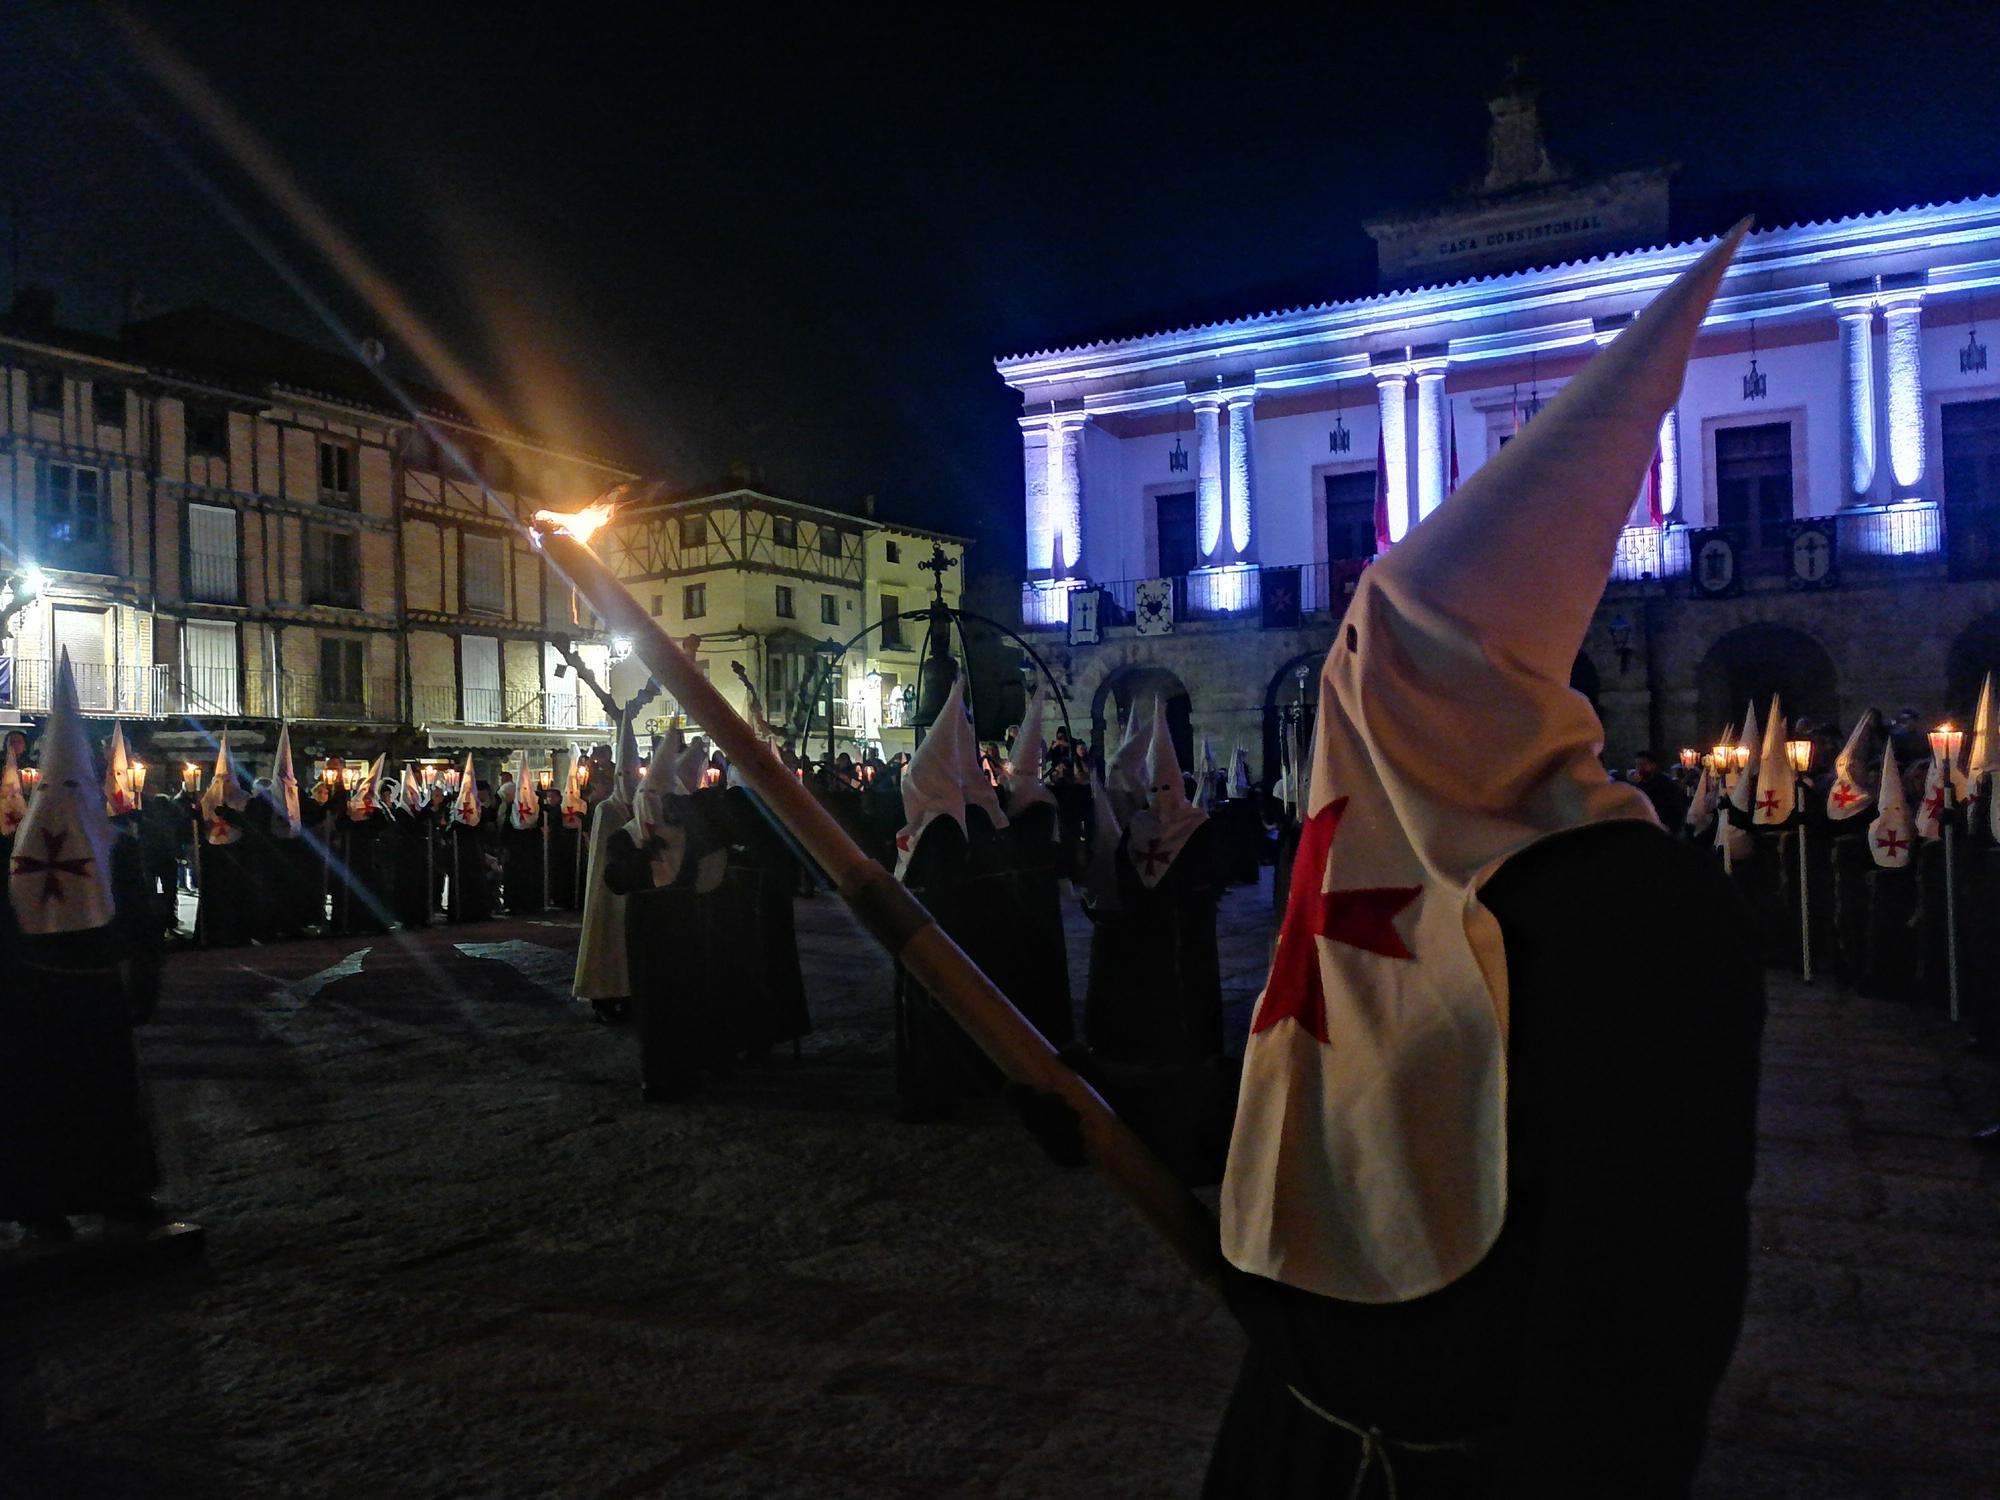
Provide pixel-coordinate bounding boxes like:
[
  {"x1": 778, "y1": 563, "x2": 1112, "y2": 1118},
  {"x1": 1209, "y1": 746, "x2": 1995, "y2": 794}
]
[{"x1": 533, "y1": 500, "x2": 616, "y2": 544}]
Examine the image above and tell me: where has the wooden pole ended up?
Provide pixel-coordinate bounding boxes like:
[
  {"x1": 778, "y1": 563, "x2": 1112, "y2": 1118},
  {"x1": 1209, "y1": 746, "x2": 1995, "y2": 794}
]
[{"x1": 532, "y1": 521, "x2": 1222, "y2": 1291}]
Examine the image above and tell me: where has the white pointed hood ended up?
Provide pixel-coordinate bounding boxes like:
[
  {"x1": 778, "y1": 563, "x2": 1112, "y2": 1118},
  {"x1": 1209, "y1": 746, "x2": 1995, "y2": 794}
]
[
  {"x1": 1004, "y1": 682, "x2": 1056, "y2": 815},
  {"x1": 510, "y1": 751, "x2": 540, "y2": 829},
  {"x1": 1222, "y1": 221, "x2": 1750, "y2": 1305},
  {"x1": 1077, "y1": 769, "x2": 1123, "y2": 910},
  {"x1": 1827, "y1": 709, "x2": 1877, "y2": 821},
  {"x1": 1969, "y1": 673, "x2": 1998, "y2": 783},
  {"x1": 1195, "y1": 738, "x2": 1219, "y2": 811},
  {"x1": 201, "y1": 730, "x2": 249, "y2": 844},
  {"x1": 1124, "y1": 698, "x2": 1207, "y2": 888},
  {"x1": 1752, "y1": 697, "x2": 1796, "y2": 825},
  {"x1": 1684, "y1": 759, "x2": 1719, "y2": 837},
  {"x1": 894, "y1": 676, "x2": 1005, "y2": 879},
  {"x1": 1719, "y1": 705, "x2": 1759, "y2": 862},
  {"x1": 452, "y1": 752, "x2": 481, "y2": 826},
  {"x1": 347, "y1": 752, "x2": 386, "y2": 821},
  {"x1": 104, "y1": 722, "x2": 142, "y2": 817},
  {"x1": 0, "y1": 739, "x2": 27, "y2": 838},
  {"x1": 1106, "y1": 703, "x2": 1152, "y2": 825},
  {"x1": 400, "y1": 763, "x2": 425, "y2": 815},
  {"x1": 1870, "y1": 741, "x2": 1914, "y2": 868},
  {"x1": 8, "y1": 651, "x2": 115, "y2": 934},
  {"x1": 269, "y1": 724, "x2": 302, "y2": 836},
  {"x1": 560, "y1": 746, "x2": 588, "y2": 826},
  {"x1": 628, "y1": 734, "x2": 693, "y2": 886},
  {"x1": 1230, "y1": 745, "x2": 1254, "y2": 798},
  {"x1": 675, "y1": 736, "x2": 710, "y2": 795}
]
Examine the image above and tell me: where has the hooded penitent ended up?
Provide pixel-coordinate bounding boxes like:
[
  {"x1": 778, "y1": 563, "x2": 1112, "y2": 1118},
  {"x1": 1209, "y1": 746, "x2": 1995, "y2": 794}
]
[
  {"x1": 894, "y1": 676, "x2": 1005, "y2": 879},
  {"x1": 1870, "y1": 741, "x2": 1914, "y2": 869},
  {"x1": 270, "y1": 724, "x2": 302, "y2": 836},
  {"x1": 104, "y1": 721, "x2": 142, "y2": 817},
  {"x1": 1, "y1": 738, "x2": 28, "y2": 837},
  {"x1": 1106, "y1": 703, "x2": 1152, "y2": 825},
  {"x1": 561, "y1": 747, "x2": 589, "y2": 828},
  {"x1": 1222, "y1": 221, "x2": 1750, "y2": 1305},
  {"x1": 1077, "y1": 768, "x2": 1123, "y2": 909},
  {"x1": 1230, "y1": 746, "x2": 1254, "y2": 798},
  {"x1": 675, "y1": 736, "x2": 710, "y2": 795},
  {"x1": 400, "y1": 764, "x2": 425, "y2": 815},
  {"x1": 628, "y1": 732, "x2": 690, "y2": 886},
  {"x1": 1719, "y1": 705, "x2": 1759, "y2": 863},
  {"x1": 1004, "y1": 682, "x2": 1057, "y2": 815},
  {"x1": 7, "y1": 651, "x2": 114, "y2": 935},
  {"x1": 1195, "y1": 738, "x2": 1218, "y2": 811},
  {"x1": 1684, "y1": 758, "x2": 1719, "y2": 838},
  {"x1": 1826, "y1": 709, "x2": 1878, "y2": 821},
  {"x1": 1123, "y1": 698, "x2": 1207, "y2": 888},
  {"x1": 1968, "y1": 672, "x2": 1996, "y2": 790},
  {"x1": 452, "y1": 752, "x2": 480, "y2": 826},
  {"x1": 511, "y1": 751, "x2": 540, "y2": 829},
  {"x1": 200, "y1": 730, "x2": 248, "y2": 844},
  {"x1": 1751, "y1": 697, "x2": 1797, "y2": 826},
  {"x1": 347, "y1": 753, "x2": 386, "y2": 821}
]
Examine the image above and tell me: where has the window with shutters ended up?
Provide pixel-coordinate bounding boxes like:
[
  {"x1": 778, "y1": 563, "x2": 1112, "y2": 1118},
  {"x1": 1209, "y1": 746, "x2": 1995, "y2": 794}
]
[
  {"x1": 683, "y1": 583, "x2": 707, "y2": 619},
  {"x1": 460, "y1": 634, "x2": 502, "y2": 722},
  {"x1": 183, "y1": 620, "x2": 240, "y2": 716},
  {"x1": 187, "y1": 503, "x2": 241, "y2": 604},
  {"x1": 93, "y1": 382, "x2": 125, "y2": 428},
  {"x1": 28, "y1": 369, "x2": 62, "y2": 413},
  {"x1": 39, "y1": 462, "x2": 104, "y2": 560},
  {"x1": 820, "y1": 593, "x2": 839, "y2": 625},
  {"x1": 1715, "y1": 422, "x2": 1795, "y2": 561},
  {"x1": 819, "y1": 525, "x2": 843, "y2": 558},
  {"x1": 880, "y1": 593, "x2": 905, "y2": 649},
  {"x1": 319, "y1": 637, "x2": 366, "y2": 715},
  {"x1": 1942, "y1": 399, "x2": 2000, "y2": 507},
  {"x1": 186, "y1": 403, "x2": 228, "y2": 459},
  {"x1": 318, "y1": 440, "x2": 357, "y2": 508},
  {"x1": 1323, "y1": 472, "x2": 1377, "y2": 565},
  {"x1": 775, "y1": 585, "x2": 795, "y2": 618},
  {"x1": 772, "y1": 516, "x2": 798, "y2": 549},
  {"x1": 306, "y1": 527, "x2": 360, "y2": 607},
  {"x1": 463, "y1": 532, "x2": 506, "y2": 615},
  {"x1": 679, "y1": 514, "x2": 708, "y2": 548},
  {"x1": 885, "y1": 541, "x2": 901, "y2": 564}
]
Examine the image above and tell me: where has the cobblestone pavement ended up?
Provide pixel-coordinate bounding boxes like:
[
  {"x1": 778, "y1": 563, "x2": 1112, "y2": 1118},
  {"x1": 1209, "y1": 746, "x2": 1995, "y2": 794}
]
[{"x1": 3, "y1": 875, "x2": 1996, "y2": 1498}]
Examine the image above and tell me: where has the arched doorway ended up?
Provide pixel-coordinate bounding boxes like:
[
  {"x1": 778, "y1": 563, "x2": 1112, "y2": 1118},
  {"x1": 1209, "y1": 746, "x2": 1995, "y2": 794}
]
[
  {"x1": 1262, "y1": 652, "x2": 1323, "y2": 788},
  {"x1": 1945, "y1": 610, "x2": 2000, "y2": 721},
  {"x1": 1695, "y1": 624, "x2": 1839, "y2": 741},
  {"x1": 1091, "y1": 665, "x2": 1193, "y2": 772},
  {"x1": 1570, "y1": 651, "x2": 1602, "y2": 712}
]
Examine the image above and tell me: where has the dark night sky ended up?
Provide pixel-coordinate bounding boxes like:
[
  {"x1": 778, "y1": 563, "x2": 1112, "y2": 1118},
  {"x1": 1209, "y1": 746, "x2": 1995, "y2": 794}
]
[{"x1": 4, "y1": 3, "x2": 2000, "y2": 573}]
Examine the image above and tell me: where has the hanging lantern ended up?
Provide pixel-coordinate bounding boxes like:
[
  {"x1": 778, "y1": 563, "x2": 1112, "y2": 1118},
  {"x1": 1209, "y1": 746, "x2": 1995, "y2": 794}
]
[
  {"x1": 1963, "y1": 292, "x2": 1988, "y2": 375},
  {"x1": 1168, "y1": 404, "x2": 1190, "y2": 473},
  {"x1": 1786, "y1": 738, "x2": 1813, "y2": 775},
  {"x1": 1743, "y1": 319, "x2": 1768, "y2": 401}
]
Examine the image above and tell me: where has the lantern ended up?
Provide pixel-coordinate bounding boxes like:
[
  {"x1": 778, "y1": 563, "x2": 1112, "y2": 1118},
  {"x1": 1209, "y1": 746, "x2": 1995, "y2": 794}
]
[
  {"x1": 21, "y1": 765, "x2": 41, "y2": 793},
  {"x1": 702, "y1": 766, "x2": 722, "y2": 788},
  {"x1": 1679, "y1": 748, "x2": 1699, "y2": 771},
  {"x1": 182, "y1": 761, "x2": 202, "y2": 792},
  {"x1": 126, "y1": 761, "x2": 148, "y2": 800},
  {"x1": 1929, "y1": 723, "x2": 1965, "y2": 767},
  {"x1": 1731, "y1": 745, "x2": 1753, "y2": 773},
  {"x1": 537, "y1": 768, "x2": 555, "y2": 792},
  {"x1": 1786, "y1": 738, "x2": 1813, "y2": 775}
]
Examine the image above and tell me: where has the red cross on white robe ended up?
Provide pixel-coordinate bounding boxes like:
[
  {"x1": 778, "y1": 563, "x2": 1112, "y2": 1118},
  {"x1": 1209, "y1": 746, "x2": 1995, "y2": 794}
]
[
  {"x1": 1757, "y1": 789, "x2": 1783, "y2": 818},
  {"x1": 1875, "y1": 828, "x2": 1909, "y2": 857},
  {"x1": 1252, "y1": 796, "x2": 1421, "y2": 1044},
  {"x1": 1134, "y1": 839, "x2": 1171, "y2": 878},
  {"x1": 1831, "y1": 782, "x2": 1862, "y2": 810}
]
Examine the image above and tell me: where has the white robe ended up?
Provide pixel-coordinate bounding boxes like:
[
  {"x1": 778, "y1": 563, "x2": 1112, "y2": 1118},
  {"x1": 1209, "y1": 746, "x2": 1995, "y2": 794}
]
[{"x1": 572, "y1": 792, "x2": 632, "y2": 1002}]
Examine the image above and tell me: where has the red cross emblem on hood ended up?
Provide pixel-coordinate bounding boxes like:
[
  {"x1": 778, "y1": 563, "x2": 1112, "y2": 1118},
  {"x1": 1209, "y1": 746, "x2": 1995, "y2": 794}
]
[{"x1": 1252, "y1": 796, "x2": 1421, "y2": 1043}]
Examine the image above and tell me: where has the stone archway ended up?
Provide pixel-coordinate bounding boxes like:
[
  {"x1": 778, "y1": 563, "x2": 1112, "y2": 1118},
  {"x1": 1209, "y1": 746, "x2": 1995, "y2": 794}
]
[
  {"x1": 1091, "y1": 665, "x2": 1193, "y2": 771},
  {"x1": 1694, "y1": 623, "x2": 1840, "y2": 741},
  {"x1": 1945, "y1": 610, "x2": 2000, "y2": 722},
  {"x1": 1261, "y1": 652, "x2": 1322, "y2": 787}
]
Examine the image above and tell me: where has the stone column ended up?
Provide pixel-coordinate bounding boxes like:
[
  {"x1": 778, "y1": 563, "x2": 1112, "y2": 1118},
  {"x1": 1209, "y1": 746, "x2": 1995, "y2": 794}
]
[
  {"x1": 1223, "y1": 388, "x2": 1256, "y2": 562},
  {"x1": 1882, "y1": 291, "x2": 1927, "y2": 493},
  {"x1": 1373, "y1": 361, "x2": 1412, "y2": 543},
  {"x1": 1192, "y1": 394, "x2": 1226, "y2": 564},
  {"x1": 1019, "y1": 416, "x2": 1054, "y2": 576},
  {"x1": 1836, "y1": 302, "x2": 1877, "y2": 499},
  {"x1": 1049, "y1": 414, "x2": 1086, "y2": 577},
  {"x1": 1411, "y1": 355, "x2": 1449, "y2": 522}
]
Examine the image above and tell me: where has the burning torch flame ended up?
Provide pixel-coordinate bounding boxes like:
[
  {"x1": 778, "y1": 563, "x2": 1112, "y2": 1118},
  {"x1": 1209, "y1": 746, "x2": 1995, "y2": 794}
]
[{"x1": 533, "y1": 500, "x2": 616, "y2": 544}]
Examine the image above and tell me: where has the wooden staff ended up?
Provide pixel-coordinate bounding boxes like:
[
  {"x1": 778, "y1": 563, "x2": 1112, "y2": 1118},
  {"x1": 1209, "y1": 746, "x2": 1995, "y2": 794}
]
[{"x1": 531, "y1": 519, "x2": 1222, "y2": 1291}]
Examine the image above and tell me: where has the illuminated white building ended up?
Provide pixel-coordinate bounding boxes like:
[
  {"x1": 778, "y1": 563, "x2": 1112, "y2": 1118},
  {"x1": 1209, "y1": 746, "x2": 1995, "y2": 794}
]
[{"x1": 997, "y1": 85, "x2": 2000, "y2": 771}]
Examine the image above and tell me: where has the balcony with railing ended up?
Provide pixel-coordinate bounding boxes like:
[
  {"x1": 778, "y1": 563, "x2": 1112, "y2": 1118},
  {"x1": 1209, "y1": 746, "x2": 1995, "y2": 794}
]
[
  {"x1": 2, "y1": 658, "x2": 171, "y2": 715},
  {"x1": 1607, "y1": 501, "x2": 1966, "y2": 587},
  {"x1": 413, "y1": 682, "x2": 610, "y2": 732}
]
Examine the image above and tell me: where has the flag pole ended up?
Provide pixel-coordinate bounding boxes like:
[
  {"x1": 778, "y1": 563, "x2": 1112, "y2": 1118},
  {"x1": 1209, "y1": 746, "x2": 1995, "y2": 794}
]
[{"x1": 530, "y1": 515, "x2": 1222, "y2": 1291}]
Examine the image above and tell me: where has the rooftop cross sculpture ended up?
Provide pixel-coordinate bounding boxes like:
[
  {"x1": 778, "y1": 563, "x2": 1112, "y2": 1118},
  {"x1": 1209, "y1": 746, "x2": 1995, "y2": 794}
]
[{"x1": 919, "y1": 542, "x2": 958, "y2": 603}]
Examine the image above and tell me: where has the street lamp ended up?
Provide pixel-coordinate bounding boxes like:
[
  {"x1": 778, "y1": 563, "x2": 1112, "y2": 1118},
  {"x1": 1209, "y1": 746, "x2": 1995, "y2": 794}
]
[
  {"x1": 1787, "y1": 737, "x2": 1815, "y2": 982},
  {"x1": 815, "y1": 637, "x2": 843, "y2": 766}
]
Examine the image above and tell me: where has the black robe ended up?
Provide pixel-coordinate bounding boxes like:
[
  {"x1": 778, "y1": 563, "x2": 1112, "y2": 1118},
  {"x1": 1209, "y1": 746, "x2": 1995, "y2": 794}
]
[
  {"x1": 988, "y1": 800, "x2": 1074, "y2": 1048},
  {"x1": 1085, "y1": 821, "x2": 1223, "y2": 1064},
  {"x1": 501, "y1": 813, "x2": 546, "y2": 915},
  {"x1": 195, "y1": 803, "x2": 252, "y2": 948},
  {"x1": 603, "y1": 794, "x2": 733, "y2": 1092},
  {"x1": 0, "y1": 851, "x2": 160, "y2": 1223},
  {"x1": 330, "y1": 807, "x2": 393, "y2": 936},
  {"x1": 895, "y1": 813, "x2": 1003, "y2": 1120},
  {"x1": 712, "y1": 788, "x2": 812, "y2": 1057},
  {"x1": 391, "y1": 805, "x2": 435, "y2": 929},
  {"x1": 546, "y1": 801, "x2": 583, "y2": 910},
  {"x1": 1204, "y1": 820, "x2": 1763, "y2": 1498},
  {"x1": 446, "y1": 817, "x2": 498, "y2": 923}
]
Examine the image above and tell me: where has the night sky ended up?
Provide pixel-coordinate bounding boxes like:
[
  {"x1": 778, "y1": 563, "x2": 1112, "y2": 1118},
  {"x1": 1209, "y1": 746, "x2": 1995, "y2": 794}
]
[{"x1": 4, "y1": 3, "x2": 1999, "y2": 574}]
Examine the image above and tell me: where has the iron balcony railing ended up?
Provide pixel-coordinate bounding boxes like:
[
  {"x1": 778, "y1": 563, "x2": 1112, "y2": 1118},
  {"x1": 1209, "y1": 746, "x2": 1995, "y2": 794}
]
[
  {"x1": 2, "y1": 657, "x2": 172, "y2": 715},
  {"x1": 1607, "y1": 501, "x2": 1967, "y2": 585},
  {"x1": 412, "y1": 682, "x2": 610, "y2": 732}
]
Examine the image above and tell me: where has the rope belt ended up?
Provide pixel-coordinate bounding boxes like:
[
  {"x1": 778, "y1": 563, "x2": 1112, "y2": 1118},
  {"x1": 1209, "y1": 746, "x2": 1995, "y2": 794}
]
[{"x1": 1285, "y1": 1384, "x2": 1478, "y2": 1500}]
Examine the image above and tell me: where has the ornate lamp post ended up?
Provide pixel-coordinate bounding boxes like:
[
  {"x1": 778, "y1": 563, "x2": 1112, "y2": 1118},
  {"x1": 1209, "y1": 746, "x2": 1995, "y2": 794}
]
[{"x1": 1929, "y1": 722, "x2": 1966, "y2": 1023}]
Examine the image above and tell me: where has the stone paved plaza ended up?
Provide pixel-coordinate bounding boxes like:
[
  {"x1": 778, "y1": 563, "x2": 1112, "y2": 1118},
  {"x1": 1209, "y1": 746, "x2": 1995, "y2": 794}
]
[{"x1": 3, "y1": 877, "x2": 1997, "y2": 1498}]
